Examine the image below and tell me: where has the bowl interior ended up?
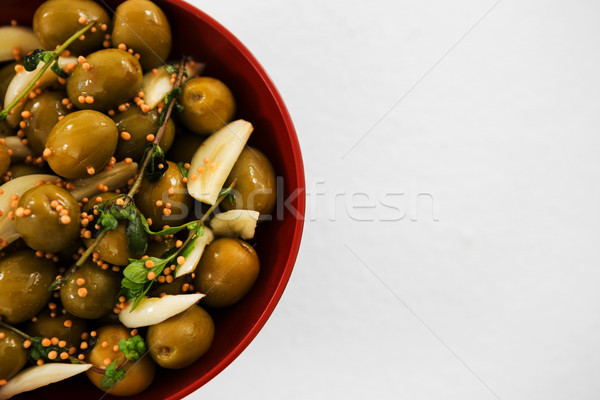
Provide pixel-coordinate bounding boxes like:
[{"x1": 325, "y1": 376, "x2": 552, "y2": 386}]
[{"x1": 1, "y1": 1, "x2": 305, "y2": 399}]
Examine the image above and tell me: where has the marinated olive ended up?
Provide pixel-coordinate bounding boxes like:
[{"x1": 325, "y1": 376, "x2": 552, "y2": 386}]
[
  {"x1": 86, "y1": 325, "x2": 155, "y2": 396},
  {"x1": 146, "y1": 236, "x2": 177, "y2": 258},
  {"x1": 24, "y1": 309, "x2": 86, "y2": 346},
  {"x1": 7, "y1": 163, "x2": 51, "y2": 179},
  {"x1": 45, "y1": 110, "x2": 118, "y2": 179},
  {"x1": 15, "y1": 184, "x2": 81, "y2": 253},
  {"x1": 178, "y1": 77, "x2": 235, "y2": 135},
  {"x1": 67, "y1": 49, "x2": 143, "y2": 112},
  {"x1": 0, "y1": 142, "x2": 10, "y2": 177},
  {"x1": 33, "y1": 0, "x2": 110, "y2": 55},
  {"x1": 0, "y1": 329, "x2": 27, "y2": 380},
  {"x1": 60, "y1": 261, "x2": 121, "y2": 319},
  {"x1": 0, "y1": 62, "x2": 16, "y2": 107},
  {"x1": 0, "y1": 251, "x2": 57, "y2": 324},
  {"x1": 112, "y1": 105, "x2": 175, "y2": 162},
  {"x1": 0, "y1": 120, "x2": 14, "y2": 137},
  {"x1": 136, "y1": 161, "x2": 193, "y2": 227},
  {"x1": 146, "y1": 305, "x2": 214, "y2": 369},
  {"x1": 83, "y1": 222, "x2": 136, "y2": 266},
  {"x1": 194, "y1": 238, "x2": 260, "y2": 308},
  {"x1": 166, "y1": 128, "x2": 204, "y2": 164},
  {"x1": 23, "y1": 91, "x2": 70, "y2": 156},
  {"x1": 223, "y1": 147, "x2": 277, "y2": 215},
  {"x1": 111, "y1": 0, "x2": 172, "y2": 70}
]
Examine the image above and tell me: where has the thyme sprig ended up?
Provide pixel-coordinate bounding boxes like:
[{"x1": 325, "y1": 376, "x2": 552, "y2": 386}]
[{"x1": 0, "y1": 22, "x2": 95, "y2": 121}]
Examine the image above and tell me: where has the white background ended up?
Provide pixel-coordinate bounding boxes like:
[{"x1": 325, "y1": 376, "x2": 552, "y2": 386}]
[{"x1": 187, "y1": 1, "x2": 600, "y2": 399}]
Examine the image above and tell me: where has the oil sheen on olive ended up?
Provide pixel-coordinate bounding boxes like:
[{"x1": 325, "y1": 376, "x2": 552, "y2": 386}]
[
  {"x1": 136, "y1": 161, "x2": 193, "y2": 227},
  {"x1": 67, "y1": 49, "x2": 143, "y2": 112},
  {"x1": 23, "y1": 91, "x2": 70, "y2": 156},
  {"x1": 60, "y1": 261, "x2": 121, "y2": 319},
  {"x1": 33, "y1": 0, "x2": 111, "y2": 55},
  {"x1": 112, "y1": 105, "x2": 175, "y2": 161},
  {"x1": 111, "y1": 0, "x2": 172, "y2": 70},
  {"x1": 87, "y1": 325, "x2": 156, "y2": 396},
  {"x1": 0, "y1": 329, "x2": 27, "y2": 380},
  {"x1": 178, "y1": 77, "x2": 236, "y2": 135},
  {"x1": 0, "y1": 143, "x2": 9, "y2": 177},
  {"x1": 0, "y1": 251, "x2": 57, "y2": 324},
  {"x1": 194, "y1": 238, "x2": 260, "y2": 308},
  {"x1": 146, "y1": 305, "x2": 214, "y2": 369},
  {"x1": 15, "y1": 184, "x2": 81, "y2": 253},
  {"x1": 45, "y1": 110, "x2": 118, "y2": 179},
  {"x1": 223, "y1": 147, "x2": 277, "y2": 215},
  {"x1": 24, "y1": 309, "x2": 86, "y2": 346}
]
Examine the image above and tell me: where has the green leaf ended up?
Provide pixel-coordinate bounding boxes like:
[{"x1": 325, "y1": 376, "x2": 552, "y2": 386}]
[
  {"x1": 100, "y1": 360, "x2": 126, "y2": 389},
  {"x1": 126, "y1": 214, "x2": 148, "y2": 256},
  {"x1": 99, "y1": 212, "x2": 118, "y2": 231},
  {"x1": 142, "y1": 220, "x2": 198, "y2": 236},
  {"x1": 176, "y1": 162, "x2": 188, "y2": 178},
  {"x1": 50, "y1": 61, "x2": 68, "y2": 78},
  {"x1": 164, "y1": 64, "x2": 177, "y2": 74},
  {"x1": 123, "y1": 259, "x2": 152, "y2": 284},
  {"x1": 118, "y1": 336, "x2": 146, "y2": 361},
  {"x1": 24, "y1": 49, "x2": 49, "y2": 71},
  {"x1": 144, "y1": 144, "x2": 168, "y2": 183}
]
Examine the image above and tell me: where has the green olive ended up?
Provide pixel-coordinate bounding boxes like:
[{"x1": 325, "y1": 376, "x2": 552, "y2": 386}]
[
  {"x1": 45, "y1": 110, "x2": 118, "y2": 179},
  {"x1": 0, "y1": 250, "x2": 57, "y2": 324},
  {"x1": 33, "y1": 0, "x2": 110, "y2": 55},
  {"x1": 194, "y1": 238, "x2": 260, "y2": 308},
  {"x1": 7, "y1": 163, "x2": 52, "y2": 179},
  {"x1": 14, "y1": 184, "x2": 81, "y2": 253},
  {"x1": 0, "y1": 120, "x2": 14, "y2": 137},
  {"x1": 0, "y1": 142, "x2": 10, "y2": 177},
  {"x1": 60, "y1": 260, "x2": 121, "y2": 319},
  {"x1": 223, "y1": 147, "x2": 277, "y2": 215},
  {"x1": 24, "y1": 309, "x2": 86, "y2": 347},
  {"x1": 23, "y1": 91, "x2": 70, "y2": 156},
  {"x1": 67, "y1": 49, "x2": 143, "y2": 112},
  {"x1": 166, "y1": 128, "x2": 204, "y2": 164},
  {"x1": 111, "y1": 0, "x2": 172, "y2": 70},
  {"x1": 82, "y1": 192, "x2": 140, "y2": 266},
  {"x1": 146, "y1": 305, "x2": 214, "y2": 369},
  {"x1": 146, "y1": 236, "x2": 177, "y2": 258},
  {"x1": 112, "y1": 105, "x2": 175, "y2": 162},
  {"x1": 86, "y1": 325, "x2": 156, "y2": 396},
  {"x1": 0, "y1": 329, "x2": 27, "y2": 380},
  {"x1": 136, "y1": 161, "x2": 193, "y2": 228},
  {"x1": 0, "y1": 63, "x2": 17, "y2": 108},
  {"x1": 178, "y1": 77, "x2": 235, "y2": 135}
]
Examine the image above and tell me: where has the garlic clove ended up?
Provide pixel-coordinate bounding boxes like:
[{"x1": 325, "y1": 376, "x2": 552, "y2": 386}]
[
  {"x1": 141, "y1": 62, "x2": 204, "y2": 109},
  {"x1": 187, "y1": 120, "x2": 253, "y2": 205},
  {"x1": 209, "y1": 209, "x2": 259, "y2": 240},
  {"x1": 69, "y1": 161, "x2": 138, "y2": 201},
  {"x1": 0, "y1": 26, "x2": 43, "y2": 63},
  {"x1": 175, "y1": 228, "x2": 214, "y2": 278},
  {"x1": 119, "y1": 293, "x2": 204, "y2": 328},
  {"x1": 0, "y1": 363, "x2": 92, "y2": 400}
]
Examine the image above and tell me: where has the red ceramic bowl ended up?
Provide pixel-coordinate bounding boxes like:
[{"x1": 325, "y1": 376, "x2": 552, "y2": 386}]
[{"x1": 1, "y1": 0, "x2": 305, "y2": 398}]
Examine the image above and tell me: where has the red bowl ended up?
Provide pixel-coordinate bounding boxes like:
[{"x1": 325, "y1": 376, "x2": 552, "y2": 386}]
[{"x1": 1, "y1": 0, "x2": 305, "y2": 398}]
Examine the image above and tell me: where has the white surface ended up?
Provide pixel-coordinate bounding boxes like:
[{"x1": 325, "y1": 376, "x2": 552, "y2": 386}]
[{"x1": 186, "y1": 1, "x2": 600, "y2": 399}]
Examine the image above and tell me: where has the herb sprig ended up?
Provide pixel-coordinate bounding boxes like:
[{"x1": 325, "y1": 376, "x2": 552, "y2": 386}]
[{"x1": 0, "y1": 22, "x2": 95, "y2": 121}]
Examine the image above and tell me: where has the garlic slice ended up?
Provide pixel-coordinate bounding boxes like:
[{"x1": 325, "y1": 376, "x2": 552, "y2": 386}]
[
  {"x1": 0, "y1": 26, "x2": 43, "y2": 63},
  {"x1": 0, "y1": 363, "x2": 92, "y2": 400},
  {"x1": 69, "y1": 161, "x2": 138, "y2": 201},
  {"x1": 4, "y1": 136, "x2": 34, "y2": 162},
  {"x1": 175, "y1": 228, "x2": 214, "y2": 278},
  {"x1": 187, "y1": 120, "x2": 253, "y2": 205},
  {"x1": 119, "y1": 293, "x2": 204, "y2": 328},
  {"x1": 4, "y1": 56, "x2": 76, "y2": 127},
  {"x1": 0, "y1": 174, "x2": 59, "y2": 249},
  {"x1": 141, "y1": 62, "x2": 204, "y2": 109},
  {"x1": 209, "y1": 209, "x2": 259, "y2": 240}
]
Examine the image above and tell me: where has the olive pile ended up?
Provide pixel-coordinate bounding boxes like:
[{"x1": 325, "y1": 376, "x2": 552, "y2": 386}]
[{"x1": 0, "y1": 0, "x2": 277, "y2": 396}]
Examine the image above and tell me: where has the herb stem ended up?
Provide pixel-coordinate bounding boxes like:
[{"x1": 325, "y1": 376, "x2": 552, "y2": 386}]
[
  {"x1": 0, "y1": 321, "x2": 33, "y2": 340},
  {"x1": 0, "y1": 22, "x2": 95, "y2": 120}
]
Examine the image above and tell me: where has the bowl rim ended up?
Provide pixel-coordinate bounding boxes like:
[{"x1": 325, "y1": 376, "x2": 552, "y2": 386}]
[{"x1": 160, "y1": 1, "x2": 305, "y2": 398}]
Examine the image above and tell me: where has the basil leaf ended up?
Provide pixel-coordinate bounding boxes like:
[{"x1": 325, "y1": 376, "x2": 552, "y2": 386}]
[
  {"x1": 122, "y1": 259, "x2": 151, "y2": 284},
  {"x1": 50, "y1": 61, "x2": 68, "y2": 78},
  {"x1": 176, "y1": 162, "x2": 188, "y2": 178},
  {"x1": 24, "y1": 49, "x2": 46, "y2": 71},
  {"x1": 100, "y1": 360, "x2": 126, "y2": 389},
  {"x1": 164, "y1": 64, "x2": 177, "y2": 74},
  {"x1": 99, "y1": 212, "x2": 118, "y2": 231},
  {"x1": 118, "y1": 336, "x2": 146, "y2": 361},
  {"x1": 144, "y1": 144, "x2": 168, "y2": 183}
]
